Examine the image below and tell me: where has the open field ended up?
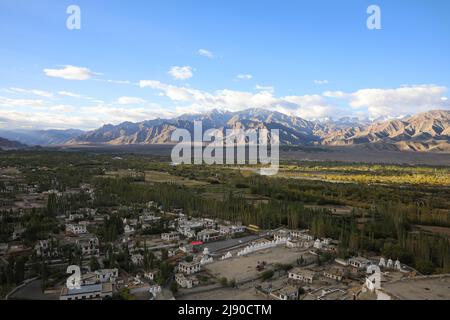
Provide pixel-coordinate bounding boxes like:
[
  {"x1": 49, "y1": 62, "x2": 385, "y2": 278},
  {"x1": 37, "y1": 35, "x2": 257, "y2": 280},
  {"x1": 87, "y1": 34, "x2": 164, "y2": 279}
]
[
  {"x1": 205, "y1": 246, "x2": 311, "y2": 283},
  {"x1": 144, "y1": 170, "x2": 209, "y2": 186},
  {"x1": 382, "y1": 275, "x2": 450, "y2": 300},
  {"x1": 59, "y1": 144, "x2": 450, "y2": 166},
  {"x1": 177, "y1": 283, "x2": 262, "y2": 300},
  {"x1": 276, "y1": 169, "x2": 450, "y2": 186},
  {"x1": 280, "y1": 146, "x2": 450, "y2": 166},
  {"x1": 415, "y1": 225, "x2": 450, "y2": 237}
]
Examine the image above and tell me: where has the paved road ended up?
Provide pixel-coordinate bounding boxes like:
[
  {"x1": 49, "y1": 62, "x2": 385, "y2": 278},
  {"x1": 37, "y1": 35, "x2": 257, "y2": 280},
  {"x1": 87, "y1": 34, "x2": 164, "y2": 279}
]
[{"x1": 7, "y1": 279, "x2": 59, "y2": 300}]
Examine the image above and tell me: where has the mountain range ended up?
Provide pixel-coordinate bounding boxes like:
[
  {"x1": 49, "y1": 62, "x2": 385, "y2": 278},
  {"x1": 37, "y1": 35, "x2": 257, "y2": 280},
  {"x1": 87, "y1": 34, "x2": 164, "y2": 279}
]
[
  {"x1": 0, "y1": 129, "x2": 84, "y2": 146},
  {"x1": 0, "y1": 137, "x2": 28, "y2": 150},
  {"x1": 1, "y1": 109, "x2": 449, "y2": 152}
]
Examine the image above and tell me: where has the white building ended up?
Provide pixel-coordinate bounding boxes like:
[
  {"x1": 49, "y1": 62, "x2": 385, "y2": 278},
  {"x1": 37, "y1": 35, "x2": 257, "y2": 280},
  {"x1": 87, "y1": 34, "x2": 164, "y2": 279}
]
[
  {"x1": 290, "y1": 230, "x2": 314, "y2": 241},
  {"x1": 270, "y1": 286, "x2": 299, "y2": 300},
  {"x1": 60, "y1": 283, "x2": 113, "y2": 300},
  {"x1": 35, "y1": 239, "x2": 59, "y2": 258},
  {"x1": 68, "y1": 213, "x2": 84, "y2": 221},
  {"x1": 76, "y1": 237, "x2": 99, "y2": 257},
  {"x1": 286, "y1": 239, "x2": 313, "y2": 249},
  {"x1": 175, "y1": 273, "x2": 199, "y2": 289},
  {"x1": 66, "y1": 223, "x2": 88, "y2": 235},
  {"x1": 95, "y1": 268, "x2": 118, "y2": 283},
  {"x1": 323, "y1": 267, "x2": 345, "y2": 281},
  {"x1": 177, "y1": 226, "x2": 196, "y2": 238},
  {"x1": 140, "y1": 212, "x2": 161, "y2": 223},
  {"x1": 144, "y1": 270, "x2": 157, "y2": 281},
  {"x1": 219, "y1": 225, "x2": 246, "y2": 235},
  {"x1": 124, "y1": 224, "x2": 135, "y2": 234},
  {"x1": 161, "y1": 231, "x2": 180, "y2": 241},
  {"x1": 349, "y1": 257, "x2": 371, "y2": 269},
  {"x1": 288, "y1": 268, "x2": 316, "y2": 284},
  {"x1": 178, "y1": 261, "x2": 201, "y2": 275},
  {"x1": 273, "y1": 230, "x2": 290, "y2": 241},
  {"x1": 196, "y1": 229, "x2": 221, "y2": 242},
  {"x1": 313, "y1": 239, "x2": 323, "y2": 249}
]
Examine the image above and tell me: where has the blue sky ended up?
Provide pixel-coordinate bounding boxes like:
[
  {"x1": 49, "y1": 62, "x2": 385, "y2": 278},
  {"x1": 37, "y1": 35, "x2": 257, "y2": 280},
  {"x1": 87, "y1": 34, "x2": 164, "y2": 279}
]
[{"x1": 0, "y1": 0, "x2": 449, "y2": 129}]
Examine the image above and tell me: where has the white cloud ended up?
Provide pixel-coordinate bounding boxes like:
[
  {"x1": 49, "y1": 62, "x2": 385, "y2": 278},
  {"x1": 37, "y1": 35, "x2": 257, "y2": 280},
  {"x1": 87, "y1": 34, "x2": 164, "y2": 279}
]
[
  {"x1": 8, "y1": 87, "x2": 53, "y2": 98},
  {"x1": 168, "y1": 66, "x2": 194, "y2": 80},
  {"x1": 0, "y1": 101, "x2": 176, "y2": 130},
  {"x1": 139, "y1": 79, "x2": 334, "y2": 119},
  {"x1": 349, "y1": 85, "x2": 449, "y2": 119},
  {"x1": 49, "y1": 105, "x2": 75, "y2": 112},
  {"x1": 255, "y1": 85, "x2": 274, "y2": 93},
  {"x1": 44, "y1": 65, "x2": 97, "y2": 80},
  {"x1": 314, "y1": 80, "x2": 329, "y2": 85},
  {"x1": 0, "y1": 109, "x2": 101, "y2": 130},
  {"x1": 79, "y1": 104, "x2": 176, "y2": 127},
  {"x1": 58, "y1": 91, "x2": 82, "y2": 98},
  {"x1": 323, "y1": 91, "x2": 348, "y2": 98},
  {"x1": 93, "y1": 79, "x2": 132, "y2": 85},
  {"x1": 198, "y1": 49, "x2": 213, "y2": 58},
  {"x1": 117, "y1": 96, "x2": 146, "y2": 105},
  {"x1": 282, "y1": 95, "x2": 334, "y2": 119},
  {"x1": 0, "y1": 96, "x2": 45, "y2": 108},
  {"x1": 236, "y1": 74, "x2": 252, "y2": 80}
]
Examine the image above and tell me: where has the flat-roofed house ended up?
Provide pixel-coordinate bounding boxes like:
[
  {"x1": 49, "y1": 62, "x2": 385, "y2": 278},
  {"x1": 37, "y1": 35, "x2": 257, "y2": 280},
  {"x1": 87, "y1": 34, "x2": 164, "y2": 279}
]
[
  {"x1": 270, "y1": 285, "x2": 299, "y2": 300},
  {"x1": 349, "y1": 257, "x2": 371, "y2": 269},
  {"x1": 161, "y1": 231, "x2": 180, "y2": 241},
  {"x1": 288, "y1": 268, "x2": 316, "y2": 284},
  {"x1": 196, "y1": 229, "x2": 221, "y2": 242},
  {"x1": 178, "y1": 261, "x2": 201, "y2": 275},
  {"x1": 75, "y1": 236, "x2": 99, "y2": 257},
  {"x1": 175, "y1": 273, "x2": 199, "y2": 289},
  {"x1": 323, "y1": 267, "x2": 345, "y2": 281},
  {"x1": 59, "y1": 283, "x2": 113, "y2": 300},
  {"x1": 66, "y1": 223, "x2": 87, "y2": 235},
  {"x1": 96, "y1": 268, "x2": 118, "y2": 283}
]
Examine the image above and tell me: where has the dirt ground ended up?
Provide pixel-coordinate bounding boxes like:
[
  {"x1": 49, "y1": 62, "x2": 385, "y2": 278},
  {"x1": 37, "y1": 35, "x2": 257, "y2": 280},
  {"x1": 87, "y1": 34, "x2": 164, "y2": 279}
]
[
  {"x1": 415, "y1": 225, "x2": 450, "y2": 237},
  {"x1": 205, "y1": 246, "x2": 311, "y2": 283},
  {"x1": 177, "y1": 283, "x2": 264, "y2": 300}
]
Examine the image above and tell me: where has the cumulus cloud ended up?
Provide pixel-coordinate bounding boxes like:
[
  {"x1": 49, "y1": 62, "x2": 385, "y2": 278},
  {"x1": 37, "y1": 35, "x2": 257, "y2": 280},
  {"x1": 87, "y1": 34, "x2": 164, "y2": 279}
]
[
  {"x1": 139, "y1": 79, "x2": 334, "y2": 119},
  {"x1": 79, "y1": 104, "x2": 176, "y2": 127},
  {"x1": 0, "y1": 101, "x2": 176, "y2": 130},
  {"x1": 44, "y1": 65, "x2": 97, "y2": 80},
  {"x1": 282, "y1": 95, "x2": 334, "y2": 119},
  {"x1": 349, "y1": 85, "x2": 449, "y2": 119},
  {"x1": 255, "y1": 85, "x2": 274, "y2": 93},
  {"x1": 117, "y1": 96, "x2": 146, "y2": 105},
  {"x1": 323, "y1": 91, "x2": 348, "y2": 99},
  {"x1": 198, "y1": 49, "x2": 213, "y2": 58},
  {"x1": 168, "y1": 66, "x2": 194, "y2": 80}
]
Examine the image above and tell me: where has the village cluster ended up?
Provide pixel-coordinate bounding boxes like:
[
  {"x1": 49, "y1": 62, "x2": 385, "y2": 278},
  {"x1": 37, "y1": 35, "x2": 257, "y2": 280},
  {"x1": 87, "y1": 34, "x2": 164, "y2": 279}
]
[{"x1": 1, "y1": 168, "x2": 448, "y2": 301}]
